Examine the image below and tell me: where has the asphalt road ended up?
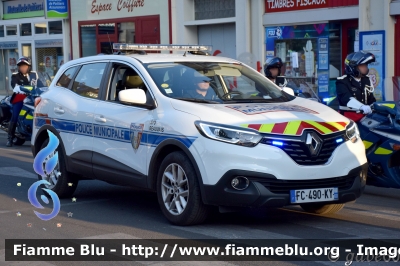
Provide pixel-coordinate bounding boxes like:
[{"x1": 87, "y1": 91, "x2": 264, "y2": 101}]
[{"x1": 0, "y1": 132, "x2": 400, "y2": 266}]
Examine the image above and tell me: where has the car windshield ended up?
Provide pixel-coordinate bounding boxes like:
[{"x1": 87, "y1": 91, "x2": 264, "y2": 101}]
[{"x1": 144, "y1": 62, "x2": 293, "y2": 104}]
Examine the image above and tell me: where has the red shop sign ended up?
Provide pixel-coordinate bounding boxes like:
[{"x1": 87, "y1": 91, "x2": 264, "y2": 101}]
[{"x1": 265, "y1": 0, "x2": 329, "y2": 13}]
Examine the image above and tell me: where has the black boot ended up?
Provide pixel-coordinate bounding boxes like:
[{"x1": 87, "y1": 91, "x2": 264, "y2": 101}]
[{"x1": 6, "y1": 122, "x2": 16, "y2": 147}]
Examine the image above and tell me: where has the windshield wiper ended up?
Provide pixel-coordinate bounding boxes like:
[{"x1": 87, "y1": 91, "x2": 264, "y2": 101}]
[{"x1": 175, "y1": 97, "x2": 220, "y2": 104}]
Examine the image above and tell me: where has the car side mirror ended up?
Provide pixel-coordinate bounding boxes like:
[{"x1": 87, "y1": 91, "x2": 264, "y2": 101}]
[
  {"x1": 119, "y1": 88, "x2": 147, "y2": 105},
  {"x1": 282, "y1": 87, "x2": 295, "y2": 96}
]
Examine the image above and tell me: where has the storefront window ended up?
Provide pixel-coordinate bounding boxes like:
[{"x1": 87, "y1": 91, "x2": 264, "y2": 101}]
[
  {"x1": 49, "y1": 21, "x2": 63, "y2": 35},
  {"x1": 81, "y1": 25, "x2": 97, "y2": 57},
  {"x1": 20, "y1": 23, "x2": 32, "y2": 36},
  {"x1": 35, "y1": 23, "x2": 47, "y2": 34},
  {"x1": 21, "y1": 43, "x2": 32, "y2": 58},
  {"x1": 265, "y1": 23, "x2": 341, "y2": 98},
  {"x1": 194, "y1": 0, "x2": 235, "y2": 20},
  {"x1": 118, "y1": 22, "x2": 135, "y2": 43},
  {"x1": 0, "y1": 26, "x2": 4, "y2": 38},
  {"x1": 99, "y1": 23, "x2": 115, "y2": 35},
  {"x1": 6, "y1": 25, "x2": 17, "y2": 36},
  {"x1": 36, "y1": 47, "x2": 64, "y2": 79},
  {"x1": 0, "y1": 49, "x2": 19, "y2": 95}
]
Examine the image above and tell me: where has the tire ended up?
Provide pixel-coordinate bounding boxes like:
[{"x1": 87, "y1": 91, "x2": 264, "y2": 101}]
[
  {"x1": 156, "y1": 151, "x2": 210, "y2": 225},
  {"x1": 37, "y1": 139, "x2": 78, "y2": 198},
  {"x1": 13, "y1": 136, "x2": 26, "y2": 146},
  {"x1": 300, "y1": 203, "x2": 345, "y2": 215}
]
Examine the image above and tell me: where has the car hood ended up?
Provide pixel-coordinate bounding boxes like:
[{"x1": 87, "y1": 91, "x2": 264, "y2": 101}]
[{"x1": 170, "y1": 97, "x2": 350, "y2": 135}]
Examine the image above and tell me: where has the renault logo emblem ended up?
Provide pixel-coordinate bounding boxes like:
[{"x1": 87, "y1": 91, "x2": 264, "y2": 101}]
[{"x1": 306, "y1": 132, "x2": 322, "y2": 156}]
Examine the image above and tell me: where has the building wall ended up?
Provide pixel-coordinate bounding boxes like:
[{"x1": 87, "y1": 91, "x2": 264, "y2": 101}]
[
  {"x1": 69, "y1": 0, "x2": 170, "y2": 59},
  {"x1": 358, "y1": 0, "x2": 395, "y2": 101}
]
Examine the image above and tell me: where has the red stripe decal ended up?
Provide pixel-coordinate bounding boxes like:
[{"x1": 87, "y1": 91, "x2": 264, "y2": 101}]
[
  {"x1": 296, "y1": 121, "x2": 309, "y2": 135},
  {"x1": 248, "y1": 124, "x2": 261, "y2": 131},
  {"x1": 338, "y1": 122, "x2": 347, "y2": 127},
  {"x1": 318, "y1": 122, "x2": 340, "y2": 133},
  {"x1": 302, "y1": 121, "x2": 324, "y2": 134},
  {"x1": 271, "y1": 122, "x2": 288, "y2": 134}
]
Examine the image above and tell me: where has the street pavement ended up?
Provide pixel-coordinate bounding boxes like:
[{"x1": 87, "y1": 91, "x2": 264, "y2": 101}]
[{"x1": 0, "y1": 132, "x2": 400, "y2": 266}]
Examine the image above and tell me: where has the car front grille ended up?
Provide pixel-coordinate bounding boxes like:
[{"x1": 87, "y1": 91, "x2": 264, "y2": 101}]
[
  {"x1": 260, "y1": 131, "x2": 346, "y2": 166},
  {"x1": 249, "y1": 175, "x2": 357, "y2": 194}
]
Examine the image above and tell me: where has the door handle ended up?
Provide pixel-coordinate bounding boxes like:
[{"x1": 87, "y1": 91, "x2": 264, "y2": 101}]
[
  {"x1": 94, "y1": 115, "x2": 107, "y2": 123},
  {"x1": 54, "y1": 107, "x2": 64, "y2": 114}
]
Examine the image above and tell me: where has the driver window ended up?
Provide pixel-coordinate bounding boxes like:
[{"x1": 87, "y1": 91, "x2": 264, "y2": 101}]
[{"x1": 107, "y1": 64, "x2": 148, "y2": 103}]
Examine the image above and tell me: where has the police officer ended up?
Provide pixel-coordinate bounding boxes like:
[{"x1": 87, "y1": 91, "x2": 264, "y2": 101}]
[
  {"x1": 264, "y1": 57, "x2": 288, "y2": 88},
  {"x1": 6, "y1": 57, "x2": 43, "y2": 147},
  {"x1": 336, "y1": 51, "x2": 376, "y2": 122}
]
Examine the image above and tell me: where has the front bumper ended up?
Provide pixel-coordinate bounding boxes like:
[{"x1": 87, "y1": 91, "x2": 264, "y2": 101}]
[{"x1": 202, "y1": 163, "x2": 368, "y2": 208}]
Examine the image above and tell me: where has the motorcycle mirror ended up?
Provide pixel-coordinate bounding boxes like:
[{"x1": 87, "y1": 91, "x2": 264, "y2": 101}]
[
  {"x1": 347, "y1": 98, "x2": 363, "y2": 110},
  {"x1": 282, "y1": 87, "x2": 295, "y2": 96}
]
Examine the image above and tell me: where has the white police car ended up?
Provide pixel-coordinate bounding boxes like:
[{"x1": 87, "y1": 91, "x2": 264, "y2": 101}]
[{"x1": 32, "y1": 44, "x2": 367, "y2": 225}]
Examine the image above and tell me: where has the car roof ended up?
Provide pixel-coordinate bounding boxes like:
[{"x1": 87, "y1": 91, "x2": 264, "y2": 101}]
[{"x1": 67, "y1": 54, "x2": 241, "y2": 65}]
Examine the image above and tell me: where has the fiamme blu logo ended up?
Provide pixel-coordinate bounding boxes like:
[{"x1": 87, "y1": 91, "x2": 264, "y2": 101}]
[{"x1": 28, "y1": 130, "x2": 61, "y2": 221}]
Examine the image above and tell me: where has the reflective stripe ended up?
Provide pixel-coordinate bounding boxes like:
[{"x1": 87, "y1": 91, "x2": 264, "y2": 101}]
[
  {"x1": 305, "y1": 121, "x2": 332, "y2": 134},
  {"x1": 259, "y1": 123, "x2": 274, "y2": 133},
  {"x1": 375, "y1": 147, "x2": 393, "y2": 155},
  {"x1": 381, "y1": 103, "x2": 395, "y2": 109},
  {"x1": 284, "y1": 121, "x2": 301, "y2": 135},
  {"x1": 242, "y1": 121, "x2": 348, "y2": 136},
  {"x1": 19, "y1": 110, "x2": 27, "y2": 116},
  {"x1": 326, "y1": 122, "x2": 347, "y2": 131},
  {"x1": 363, "y1": 140, "x2": 373, "y2": 149},
  {"x1": 26, "y1": 115, "x2": 34, "y2": 120}
]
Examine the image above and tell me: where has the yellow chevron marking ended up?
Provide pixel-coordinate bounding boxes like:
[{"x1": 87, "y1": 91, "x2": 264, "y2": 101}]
[
  {"x1": 381, "y1": 103, "x2": 395, "y2": 109},
  {"x1": 305, "y1": 121, "x2": 332, "y2": 134},
  {"x1": 284, "y1": 121, "x2": 301, "y2": 135},
  {"x1": 326, "y1": 122, "x2": 346, "y2": 131},
  {"x1": 259, "y1": 123, "x2": 274, "y2": 133},
  {"x1": 375, "y1": 147, "x2": 393, "y2": 155},
  {"x1": 362, "y1": 140, "x2": 373, "y2": 150}
]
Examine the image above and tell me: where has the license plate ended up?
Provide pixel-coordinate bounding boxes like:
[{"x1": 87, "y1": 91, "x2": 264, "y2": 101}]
[{"x1": 290, "y1": 188, "x2": 338, "y2": 203}]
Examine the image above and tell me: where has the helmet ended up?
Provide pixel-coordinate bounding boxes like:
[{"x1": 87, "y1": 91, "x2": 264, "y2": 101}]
[
  {"x1": 345, "y1": 51, "x2": 375, "y2": 77},
  {"x1": 264, "y1": 57, "x2": 283, "y2": 78},
  {"x1": 17, "y1": 57, "x2": 31, "y2": 66}
]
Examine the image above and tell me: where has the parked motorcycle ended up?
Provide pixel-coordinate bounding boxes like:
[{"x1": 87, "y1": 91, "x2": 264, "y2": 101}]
[
  {"x1": 0, "y1": 73, "x2": 50, "y2": 146},
  {"x1": 331, "y1": 99, "x2": 400, "y2": 189}
]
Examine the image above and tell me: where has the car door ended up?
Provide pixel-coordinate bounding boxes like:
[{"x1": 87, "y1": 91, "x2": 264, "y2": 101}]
[
  {"x1": 91, "y1": 62, "x2": 155, "y2": 187},
  {"x1": 52, "y1": 62, "x2": 109, "y2": 175}
]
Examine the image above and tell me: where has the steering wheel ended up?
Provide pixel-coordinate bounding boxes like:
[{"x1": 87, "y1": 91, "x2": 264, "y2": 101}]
[{"x1": 221, "y1": 91, "x2": 243, "y2": 99}]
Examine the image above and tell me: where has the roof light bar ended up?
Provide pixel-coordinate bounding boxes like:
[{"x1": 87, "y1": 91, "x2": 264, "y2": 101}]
[{"x1": 113, "y1": 43, "x2": 212, "y2": 52}]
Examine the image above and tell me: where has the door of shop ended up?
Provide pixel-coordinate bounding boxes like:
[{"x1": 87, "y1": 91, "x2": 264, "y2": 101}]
[
  {"x1": 81, "y1": 16, "x2": 160, "y2": 56},
  {"x1": 341, "y1": 20, "x2": 358, "y2": 74}
]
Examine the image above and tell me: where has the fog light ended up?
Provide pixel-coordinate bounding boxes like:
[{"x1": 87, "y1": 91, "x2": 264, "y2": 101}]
[{"x1": 231, "y1": 176, "x2": 249, "y2": 190}]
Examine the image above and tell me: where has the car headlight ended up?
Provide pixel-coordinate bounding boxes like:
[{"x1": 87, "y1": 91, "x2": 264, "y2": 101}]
[
  {"x1": 345, "y1": 120, "x2": 359, "y2": 143},
  {"x1": 195, "y1": 121, "x2": 262, "y2": 147}
]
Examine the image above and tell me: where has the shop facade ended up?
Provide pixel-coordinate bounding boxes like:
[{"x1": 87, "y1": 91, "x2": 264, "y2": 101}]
[
  {"x1": 264, "y1": 0, "x2": 360, "y2": 100},
  {"x1": 70, "y1": 0, "x2": 171, "y2": 58},
  {"x1": 173, "y1": 0, "x2": 265, "y2": 70},
  {"x1": 0, "y1": 0, "x2": 70, "y2": 96}
]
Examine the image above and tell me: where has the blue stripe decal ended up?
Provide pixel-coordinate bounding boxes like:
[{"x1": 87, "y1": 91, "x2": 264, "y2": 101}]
[{"x1": 36, "y1": 118, "x2": 197, "y2": 148}]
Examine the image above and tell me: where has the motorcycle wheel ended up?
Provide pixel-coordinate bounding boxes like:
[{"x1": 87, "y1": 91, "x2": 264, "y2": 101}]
[{"x1": 13, "y1": 136, "x2": 26, "y2": 146}]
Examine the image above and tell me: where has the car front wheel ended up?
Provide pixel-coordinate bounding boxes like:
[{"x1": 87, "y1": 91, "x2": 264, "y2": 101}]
[
  {"x1": 157, "y1": 151, "x2": 210, "y2": 225},
  {"x1": 300, "y1": 203, "x2": 345, "y2": 214},
  {"x1": 37, "y1": 139, "x2": 78, "y2": 198}
]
